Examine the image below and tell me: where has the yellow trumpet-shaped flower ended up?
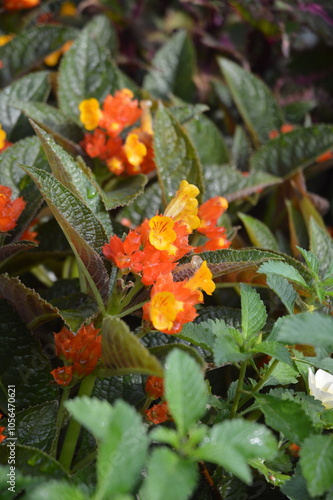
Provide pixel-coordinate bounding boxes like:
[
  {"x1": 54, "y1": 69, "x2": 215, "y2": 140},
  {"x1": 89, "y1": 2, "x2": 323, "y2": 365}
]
[
  {"x1": 185, "y1": 260, "x2": 215, "y2": 300},
  {"x1": 150, "y1": 291, "x2": 184, "y2": 331},
  {"x1": 148, "y1": 215, "x2": 177, "y2": 252},
  {"x1": 164, "y1": 180, "x2": 200, "y2": 232},
  {"x1": 79, "y1": 98, "x2": 102, "y2": 131},
  {"x1": 123, "y1": 133, "x2": 147, "y2": 168},
  {"x1": 0, "y1": 126, "x2": 6, "y2": 151}
]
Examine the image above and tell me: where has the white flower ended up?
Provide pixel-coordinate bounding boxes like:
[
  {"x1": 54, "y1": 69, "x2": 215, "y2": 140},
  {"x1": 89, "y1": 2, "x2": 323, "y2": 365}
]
[{"x1": 308, "y1": 368, "x2": 333, "y2": 409}]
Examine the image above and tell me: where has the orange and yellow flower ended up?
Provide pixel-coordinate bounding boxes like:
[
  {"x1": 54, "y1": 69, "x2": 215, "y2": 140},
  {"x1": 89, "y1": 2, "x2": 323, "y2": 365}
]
[
  {"x1": 0, "y1": 125, "x2": 12, "y2": 154},
  {"x1": 0, "y1": 185, "x2": 26, "y2": 232},
  {"x1": 3, "y1": 0, "x2": 40, "y2": 10}
]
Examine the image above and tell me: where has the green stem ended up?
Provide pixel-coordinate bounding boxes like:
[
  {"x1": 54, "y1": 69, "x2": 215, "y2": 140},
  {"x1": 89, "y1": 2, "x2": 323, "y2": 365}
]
[
  {"x1": 58, "y1": 374, "x2": 96, "y2": 472},
  {"x1": 238, "y1": 358, "x2": 280, "y2": 411},
  {"x1": 51, "y1": 387, "x2": 70, "y2": 457},
  {"x1": 230, "y1": 361, "x2": 248, "y2": 418},
  {"x1": 119, "y1": 277, "x2": 144, "y2": 310},
  {"x1": 115, "y1": 300, "x2": 148, "y2": 319}
]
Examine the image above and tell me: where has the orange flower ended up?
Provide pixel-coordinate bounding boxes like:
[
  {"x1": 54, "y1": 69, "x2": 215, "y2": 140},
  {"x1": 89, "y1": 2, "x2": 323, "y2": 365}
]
[
  {"x1": 145, "y1": 376, "x2": 164, "y2": 399},
  {"x1": 81, "y1": 129, "x2": 122, "y2": 160},
  {"x1": 269, "y1": 124, "x2": 294, "y2": 139},
  {"x1": 145, "y1": 401, "x2": 170, "y2": 424},
  {"x1": 99, "y1": 89, "x2": 142, "y2": 137},
  {"x1": 102, "y1": 231, "x2": 143, "y2": 274},
  {"x1": 289, "y1": 443, "x2": 300, "y2": 457},
  {"x1": 20, "y1": 219, "x2": 39, "y2": 243},
  {"x1": 0, "y1": 125, "x2": 12, "y2": 153},
  {"x1": 0, "y1": 34, "x2": 14, "y2": 47},
  {"x1": 198, "y1": 196, "x2": 228, "y2": 234},
  {"x1": 0, "y1": 185, "x2": 26, "y2": 232},
  {"x1": 51, "y1": 323, "x2": 102, "y2": 385},
  {"x1": 316, "y1": 151, "x2": 333, "y2": 163},
  {"x1": 3, "y1": 0, "x2": 40, "y2": 9}
]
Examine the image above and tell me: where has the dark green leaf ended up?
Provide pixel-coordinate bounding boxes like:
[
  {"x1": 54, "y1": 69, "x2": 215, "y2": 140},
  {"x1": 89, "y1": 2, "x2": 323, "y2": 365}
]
[
  {"x1": 274, "y1": 312, "x2": 333, "y2": 347},
  {"x1": 185, "y1": 114, "x2": 229, "y2": 166},
  {"x1": 153, "y1": 106, "x2": 204, "y2": 206},
  {"x1": 231, "y1": 126, "x2": 252, "y2": 170},
  {"x1": 240, "y1": 283, "x2": 267, "y2": 338},
  {"x1": 102, "y1": 174, "x2": 148, "y2": 210},
  {"x1": 12, "y1": 402, "x2": 58, "y2": 452},
  {"x1": 265, "y1": 274, "x2": 297, "y2": 314},
  {"x1": 116, "y1": 182, "x2": 162, "y2": 227},
  {"x1": 258, "y1": 261, "x2": 309, "y2": 288},
  {"x1": 238, "y1": 213, "x2": 279, "y2": 250},
  {"x1": 218, "y1": 57, "x2": 283, "y2": 145},
  {"x1": 251, "y1": 341, "x2": 293, "y2": 366},
  {"x1": 300, "y1": 434, "x2": 333, "y2": 496},
  {"x1": 169, "y1": 102, "x2": 209, "y2": 124},
  {"x1": 175, "y1": 320, "x2": 216, "y2": 352},
  {"x1": 143, "y1": 30, "x2": 196, "y2": 101},
  {"x1": 0, "y1": 242, "x2": 37, "y2": 270},
  {"x1": 50, "y1": 293, "x2": 98, "y2": 332},
  {"x1": 310, "y1": 218, "x2": 333, "y2": 277},
  {"x1": 82, "y1": 14, "x2": 118, "y2": 55}
]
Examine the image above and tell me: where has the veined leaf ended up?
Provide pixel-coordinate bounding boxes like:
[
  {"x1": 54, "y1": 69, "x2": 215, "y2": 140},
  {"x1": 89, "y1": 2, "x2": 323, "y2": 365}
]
[
  {"x1": 218, "y1": 57, "x2": 283, "y2": 145},
  {"x1": 175, "y1": 320, "x2": 216, "y2": 352},
  {"x1": 82, "y1": 14, "x2": 118, "y2": 55},
  {"x1": 265, "y1": 274, "x2": 297, "y2": 314},
  {"x1": 240, "y1": 283, "x2": 267, "y2": 338},
  {"x1": 232, "y1": 126, "x2": 252, "y2": 171},
  {"x1": 0, "y1": 72, "x2": 51, "y2": 138},
  {"x1": 185, "y1": 114, "x2": 229, "y2": 166},
  {"x1": 238, "y1": 212, "x2": 279, "y2": 250},
  {"x1": 153, "y1": 106, "x2": 204, "y2": 206},
  {"x1": 20, "y1": 165, "x2": 110, "y2": 303},
  {"x1": 251, "y1": 341, "x2": 293, "y2": 366},
  {"x1": 213, "y1": 323, "x2": 249, "y2": 365},
  {"x1": 101, "y1": 316, "x2": 163, "y2": 377},
  {"x1": 13, "y1": 402, "x2": 58, "y2": 453},
  {"x1": 116, "y1": 182, "x2": 162, "y2": 226},
  {"x1": 0, "y1": 242, "x2": 37, "y2": 271},
  {"x1": 102, "y1": 174, "x2": 148, "y2": 210},
  {"x1": 0, "y1": 25, "x2": 78, "y2": 88},
  {"x1": 300, "y1": 434, "x2": 333, "y2": 496},
  {"x1": 250, "y1": 125, "x2": 333, "y2": 178},
  {"x1": 310, "y1": 218, "x2": 333, "y2": 277},
  {"x1": 258, "y1": 261, "x2": 309, "y2": 289},
  {"x1": 143, "y1": 30, "x2": 196, "y2": 101},
  {"x1": 274, "y1": 311, "x2": 333, "y2": 347}
]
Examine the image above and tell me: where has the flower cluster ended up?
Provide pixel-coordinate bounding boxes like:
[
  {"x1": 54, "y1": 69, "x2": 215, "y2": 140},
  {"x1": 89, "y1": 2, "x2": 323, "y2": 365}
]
[
  {"x1": 144, "y1": 376, "x2": 170, "y2": 424},
  {"x1": 103, "y1": 180, "x2": 230, "y2": 334},
  {"x1": 0, "y1": 185, "x2": 26, "y2": 232},
  {"x1": 3, "y1": 0, "x2": 40, "y2": 10},
  {"x1": 79, "y1": 89, "x2": 155, "y2": 176},
  {"x1": 0, "y1": 125, "x2": 12, "y2": 154},
  {"x1": 0, "y1": 415, "x2": 6, "y2": 444},
  {"x1": 51, "y1": 324, "x2": 102, "y2": 386}
]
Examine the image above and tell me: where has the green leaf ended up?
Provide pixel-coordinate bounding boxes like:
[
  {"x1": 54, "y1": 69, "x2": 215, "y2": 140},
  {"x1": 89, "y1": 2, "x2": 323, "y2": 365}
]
[
  {"x1": 175, "y1": 320, "x2": 216, "y2": 352},
  {"x1": 102, "y1": 174, "x2": 148, "y2": 210},
  {"x1": 300, "y1": 434, "x2": 333, "y2": 496},
  {"x1": 96, "y1": 400, "x2": 149, "y2": 498},
  {"x1": 231, "y1": 126, "x2": 252, "y2": 171},
  {"x1": 265, "y1": 274, "x2": 297, "y2": 314},
  {"x1": 143, "y1": 30, "x2": 196, "y2": 101},
  {"x1": 58, "y1": 24, "x2": 119, "y2": 123},
  {"x1": 65, "y1": 396, "x2": 113, "y2": 441},
  {"x1": 194, "y1": 419, "x2": 277, "y2": 484},
  {"x1": 82, "y1": 14, "x2": 118, "y2": 55},
  {"x1": 165, "y1": 349, "x2": 208, "y2": 435},
  {"x1": 25, "y1": 481, "x2": 87, "y2": 500},
  {"x1": 50, "y1": 293, "x2": 98, "y2": 332},
  {"x1": 32, "y1": 123, "x2": 112, "y2": 238},
  {"x1": 213, "y1": 322, "x2": 249, "y2": 365},
  {"x1": 251, "y1": 341, "x2": 293, "y2": 366},
  {"x1": 116, "y1": 182, "x2": 162, "y2": 227},
  {"x1": 101, "y1": 316, "x2": 163, "y2": 377},
  {"x1": 255, "y1": 394, "x2": 315, "y2": 444},
  {"x1": 218, "y1": 57, "x2": 283, "y2": 145},
  {"x1": 185, "y1": 114, "x2": 229, "y2": 166},
  {"x1": 250, "y1": 125, "x2": 333, "y2": 178},
  {"x1": 20, "y1": 164, "x2": 110, "y2": 304},
  {"x1": 153, "y1": 106, "x2": 204, "y2": 206},
  {"x1": 258, "y1": 260, "x2": 309, "y2": 288},
  {"x1": 168, "y1": 102, "x2": 209, "y2": 124},
  {"x1": 0, "y1": 242, "x2": 36, "y2": 271},
  {"x1": 309, "y1": 218, "x2": 333, "y2": 277},
  {"x1": 259, "y1": 359, "x2": 299, "y2": 388},
  {"x1": 296, "y1": 246, "x2": 320, "y2": 278},
  {"x1": 0, "y1": 299, "x2": 58, "y2": 412},
  {"x1": 274, "y1": 312, "x2": 333, "y2": 347},
  {"x1": 0, "y1": 72, "x2": 51, "y2": 138},
  {"x1": 281, "y1": 470, "x2": 313, "y2": 500},
  {"x1": 238, "y1": 213, "x2": 279, "y2": 251},
  {"x1": 0, "y1": 25, "x2": 77, "y2": 88},
  {"x1": 240, "y1": 283, "x2": 267, "y2": 338},
  {"x1": 203, "y1": 165, "x2": 281, "y2": 202},
  {"x1": 141, "y1": 448, "x2": 198, "y2": 500}
]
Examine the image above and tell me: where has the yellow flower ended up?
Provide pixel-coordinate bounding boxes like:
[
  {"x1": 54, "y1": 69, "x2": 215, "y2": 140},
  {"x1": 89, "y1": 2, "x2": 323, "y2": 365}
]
[
  {"x1": 60, "y1": 1, "x2": 77, "y2": 16},
  {"x1": 185, "y1": 260, "x2": 215, "y2": 300},
  {"x1": 123, "y1": 133, "x2": 147, "y2": 168},
  {"x1": 150, "y1": 291, "x2": 184, "y2": 331},
  {"x1": 164, "y1": 180, "x2": 200, "y2": 232},
  {"x1": 0, "y1": 34, "x2": 14, "y2": 47},
  {"x1": 148, "y1": 215, "x2": 177, "y2": 252},
  {"x1": 79, "y1": 98, "x2": 102, "y2": 130},
  {"x1": 0, "y1": 125, "x2": 7, "y2": 150}
]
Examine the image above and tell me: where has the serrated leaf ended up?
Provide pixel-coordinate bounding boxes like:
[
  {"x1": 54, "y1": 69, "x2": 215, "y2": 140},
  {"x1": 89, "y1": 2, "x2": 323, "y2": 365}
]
[
  {"x1": 102, "y1": 174, "x2": 148, "y2": 210},
  {"x1": 93, "y1": 374, "x2": 146, "y2": 409},
  {"x1": 185, "y1": 114, "x2": 229, "y2": 166},
  {"x1": 300, "y1": 434, "x2": 333, "y2": 496},
  {"x1": 194, "y1": 419, "x2": 277, "y2": 484},
  {"x1": 58, "y1": 24, "x2": 119, "y2": 123},
  {"x1": 0, "y1": 242, "x2": 37, "y2": 270},
  {"x1": 310, "y1": 218, "x2": 333, "y2": 277},
  {"x1": 165, "y1": 349, "x2": 208, "y2": 435},
  {"x1": 32, "y1": 123, "x2": 112, "y2": 238},
  {"x1": 213, "y1": 322, "x2": 249, "y2": 365},
  {"x1": 203, "y1": 165, "x2": 281, "y2": 202},
  {"x1": 296, "y1": 246, "x2": 320, "y2": 277},
  {"x1": 50, "y1": 293, "x2": 98, "y2": 332},
  {"x1": 96, "y1": 400, "x2": 149, "y2": 498},
  {"x1": 218, "y1": 57, "x2": 283, "y2": 145},
  {"x1": 238, "y1": 213, "x2": 279, "y2": 250},
  {"x1": 250, "y1": 125, "x2": 333, "y2": 178},
  {"x1": 116, "y1": 182, "x2": 162, "y2": 226},
  {"x1": 140, "y1": 448, "x2": 198, "y2": 500},
  {"x1": 0, "y1": 72, "x2": 51, "y2": 139},
  {"x1": 20, "y1": 164, "x2": 110, "y2": 303},
  {"x1": 260, "y1": 359, "x2": 299, "y2": 387},
  {"x1": 275, "y1": 311, "x2": 333, "y2": 347},
  {"x1": 255, "y1": 394, "x2": 314, "y2": 444},
  {"x1": 65, "y1": 396, "x2": 113, "y2": 442},
  {"x1": 240, "y1": 283, "x2": 267, "y2": 338},
  {"x1": 0, "y1": 25, "x2": 77, "y2": 88},
  {"x1": 258, "y1": 260, "x2": 309, "y2": 288},
  {"x1": 143, "y1": 30, "x2": 196, "y2": 101},
  {"x1": 265, "y1": 274, "x2": 297, "y2": 314},
  {"x1": 175, "y1": 320, "x2": 216, "y2": 352},
  {"x1": 153, "y1": 106, "x2": 204, "y2": 206},
  {"x1": 101, "y1": 316, "x2": 163, "y2": 376},
  {"x1": 0, "y1": 299, "x2": 58, "y2": 412},
  {"x1": 252, "y1": 341, "x2": 293, "y2": 366},
  {"x1": 12, "y1": 402, "x2": 58, "y2": 452}
]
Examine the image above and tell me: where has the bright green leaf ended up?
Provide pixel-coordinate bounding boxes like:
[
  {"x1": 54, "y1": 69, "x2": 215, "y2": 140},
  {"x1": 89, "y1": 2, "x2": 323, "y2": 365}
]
[
  {"x1": 251, "y1": 341, "x2": 293, "y2": 366},
  {"x1": 274, "y1": 312, "x2": 333, "y2": 347},
  {"x1": 310, "y1": 218, "x2": 333, "y2": 277},
  {"x1": 258, "y1": 260, "x2": 309, "y2": 288},
  {"x1": 238, "y1": 213, "x2": 279, "y2": 251},
  {"x1": 175, "y1": 320, "x2": 216, "y2": 352},
  {"x1": 240, "y1": 283, "x2": 267, "y2": 338},
  {"x1": 300, "y1": 434, "x2": 333, "y2": 496},
  {"x1": 265, "y1": 274, "x2": 297, "y2": 314}
]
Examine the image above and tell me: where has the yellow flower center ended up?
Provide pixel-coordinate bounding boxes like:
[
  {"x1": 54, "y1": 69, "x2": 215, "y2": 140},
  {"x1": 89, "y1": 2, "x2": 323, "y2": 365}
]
[
  {"x1": 164, "y1": 180, "x2": 200, "y2": 231},
  {"x1": 124, "y1": 133, "x2": 147, "y2": 167},
  {"x1": 79, "y1": 98, "x2": 101, "y2": 130},
  {"x1": 148, "y1": 215, "x2": 177, "y2": 252},
  {"x1": 150, "y1": 291, "x2": 183, "y2": 331}
]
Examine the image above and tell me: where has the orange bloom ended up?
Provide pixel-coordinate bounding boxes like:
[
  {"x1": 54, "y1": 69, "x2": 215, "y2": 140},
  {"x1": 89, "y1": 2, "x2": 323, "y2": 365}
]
[
  {"x1": 198, "y1": 197, "x2": 228, "y2": 234},
  {"x1": 289, "y1": 443, "x2": 300, "y2": 457},
  {"x1": 81, "y1": 129, "x2": 122, "y2": 161},
  {"x1": 145, "y1": 401, "x2": 170, "y2": 424},
  {"x1": 102, "y1": 231, "x2": 143, "y2": 274},
  {"x1": 20, "y1": 218, "x2": 39, "y2": 243},
  {"x1": 0, "y1": 125, "x2": 12, "y2": 153},
  {"x1": 0, "y1": 185, "x2": 26, "y2": 232},
  {"x1": 51, "y1": 323, "x2": 102, "y2": 385},
  {"x1": 3, "y1": 0, "x2": 40, "y2": 9},
  {"x1": 269, "y1": 124, "x2": 294, "y2": 139},
  {"x1": 99, "y1": 89, "x2": 141, "y2": 137},
  {"x1": 145, "y1": 376, "x2": 164, "y2": 399},
  {"x1": 316, "y1": 151, "x2": 333, "y2": 163},
  {"x1": 0, "y1": 34, "x2": 14, "y2": 47}
]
